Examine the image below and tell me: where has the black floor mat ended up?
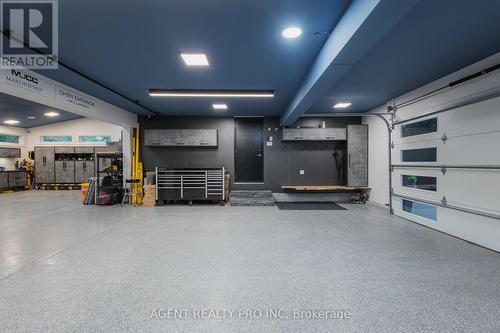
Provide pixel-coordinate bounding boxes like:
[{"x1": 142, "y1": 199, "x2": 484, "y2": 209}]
[{"x1": 276, "y1": 202, "x2": 347, "y2": 210}]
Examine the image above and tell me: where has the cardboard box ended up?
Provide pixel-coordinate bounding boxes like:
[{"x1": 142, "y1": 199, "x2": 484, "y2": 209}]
[{"x1": 142, "y1": 185, "x2": 156, "y2": 207}]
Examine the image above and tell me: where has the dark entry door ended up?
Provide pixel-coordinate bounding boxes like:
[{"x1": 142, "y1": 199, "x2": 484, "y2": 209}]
[{"x1": 235, "y1": 118, "x2": 263, "y2": 183}]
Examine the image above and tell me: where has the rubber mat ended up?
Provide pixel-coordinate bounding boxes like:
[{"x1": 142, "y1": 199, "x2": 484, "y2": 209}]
[{"x1": 275, "y1": 202, "x2": 347, "y2": 210}]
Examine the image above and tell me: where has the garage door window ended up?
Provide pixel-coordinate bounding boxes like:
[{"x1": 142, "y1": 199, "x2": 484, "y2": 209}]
[
  {"x1": 402, "y1": 175, "x2": 437, "y2": 191},
  {"x1": 402, "y1": 199, "x2": 437, "y2": 221},
  {"x1": 401, "y1": 147, "x2": 437, "y2": 162},
  {"x1": 402, "y1": 118, "x2": 437, "y2": 137}
]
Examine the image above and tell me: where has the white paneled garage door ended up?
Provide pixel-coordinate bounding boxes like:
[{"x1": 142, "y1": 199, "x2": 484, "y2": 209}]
[{"x1": 391, "y1": 95, "x2": 500, "y2": 252}]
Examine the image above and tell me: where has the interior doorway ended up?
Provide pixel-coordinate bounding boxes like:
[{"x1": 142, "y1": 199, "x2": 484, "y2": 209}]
[{"x1": 234, "y1": 117, "x2": 264, "y2": 183}]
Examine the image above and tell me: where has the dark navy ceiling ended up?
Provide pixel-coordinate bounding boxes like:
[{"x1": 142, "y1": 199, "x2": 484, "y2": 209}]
[
  {"x1": 0, "y1": 93, "x2": 81, "y2": 128},
  {"x1": 28, "y1": 0, "x2": 500, "y2": 118},
  {"x1": 309, "y1": 0, "x2": 500, "y2": 114},
  {"x1": 34, "y1": 0, "x2": 352, "y2": 116}
]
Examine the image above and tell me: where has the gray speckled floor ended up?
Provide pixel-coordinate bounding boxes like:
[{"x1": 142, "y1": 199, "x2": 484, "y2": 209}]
[{"x1": 1, "y1": 191, "x2": 499, "y2": 333}]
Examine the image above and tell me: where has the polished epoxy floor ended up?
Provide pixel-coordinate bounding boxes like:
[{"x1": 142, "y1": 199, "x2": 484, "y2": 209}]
[{"x1": 1, "y1": 191, "x2": 499, "y2": 332}]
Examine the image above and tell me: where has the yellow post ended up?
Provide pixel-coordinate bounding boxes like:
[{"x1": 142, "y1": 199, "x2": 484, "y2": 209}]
[
  {"x1": 131, "y1": 135, "x2": 136, "y2": 204},
  {"x1": 137, "y1": 162, "x2": 143, "y2": 205},
  {"x1": 135, "y1": 123, "x2": 143, "y2": 204}
]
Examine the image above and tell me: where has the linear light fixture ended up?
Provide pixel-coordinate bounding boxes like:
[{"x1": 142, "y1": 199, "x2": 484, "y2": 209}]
[
  {"x1": 333, "y1": 102, "x2": 352, "y2": 109},
  {"x1": 44, "y1": 112, "x2": 60, "y2": 117},
  {"x1": 149, "y1": 89, "x2": 275, "y2": 98},
  {"x1": 3, "y1": 119, "x2": 19, "y2": 125}
]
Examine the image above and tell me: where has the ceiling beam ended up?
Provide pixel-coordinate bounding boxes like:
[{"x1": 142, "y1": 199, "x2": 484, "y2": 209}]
[{"x1": 280, "y1": 0, "x2": 421, "y2": 126}]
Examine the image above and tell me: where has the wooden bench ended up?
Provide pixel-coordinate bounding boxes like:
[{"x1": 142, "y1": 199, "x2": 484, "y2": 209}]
[{"x1": 281, "y1": 185, "x2": 370, "y2": 192}]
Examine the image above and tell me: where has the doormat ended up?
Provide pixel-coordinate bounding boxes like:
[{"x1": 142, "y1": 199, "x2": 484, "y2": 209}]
[{"x1": 276, "y1": 202, "x2": 347, "y2": 210}]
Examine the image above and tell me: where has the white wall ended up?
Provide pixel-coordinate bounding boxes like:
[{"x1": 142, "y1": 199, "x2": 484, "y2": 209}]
[
  {"x1": 362, "y1": 114, "x2": 389, "y2": 207},
  {"x1": 0, "y1": 125, "x2": 27, "y2": 170},
  {"x1": 365, "y1": 51, "x2": 500, "y2": 251},
  {"x1": 26, "y1": 118, "x2": 123, "y2": 150}
]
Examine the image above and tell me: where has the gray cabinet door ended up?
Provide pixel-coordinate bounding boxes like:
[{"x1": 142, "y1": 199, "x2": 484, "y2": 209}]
[
  {"x1": 55, "y1": 161, "x2": 75, "y2": 183},
  {"x1": 144, "y1": 129, "x2": 218, "y2": 147},
  {"x1": 197, "y1": 129, "x2": 218, "y2": 146},
  {"x1": 176, "y1": 129, "x2": 216, "y2": 146},
  {"x1": 282, "y1": 128, "x2": 347, "y2": 141},
  {"x1": 166, "y1": 130, "x2": 186, "y2": 146},
  {"x1": 75, "y1": 147, "x2": 95, "y2": 154},
  {"x1": 8, "y1": 171, "x2": 26, "y2": 187},
  {"x1": 75, "y1": 161, "x2": 95, "y2": 183},
  {"x1": 35, "y1": 147, "x2": 55, "y2": 183},
  {"x1": 0, "y1": 147, "x2": 21, "y2": 158},
  {"x1": 144, "y1": 129, "x2": 163, "y2": 146},
  {"x1": 347, "y1": 125, "x2": 368, "y2": 187},
  {"x1": 55, "y1": 147, "x2": 75, "y2": 154},
  {"x1": 0, "y1": 173, "x2": 8, "y2": 188}
]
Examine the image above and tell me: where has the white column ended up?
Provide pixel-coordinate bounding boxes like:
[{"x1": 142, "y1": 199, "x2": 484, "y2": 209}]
[{"x1": 121, "y1": 126, "x2": 133, "y2": 184}]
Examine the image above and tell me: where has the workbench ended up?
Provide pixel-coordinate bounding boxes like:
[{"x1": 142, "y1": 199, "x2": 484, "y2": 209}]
[{"x1": 281, "y1": 185, "x2": 370, "y2": 192}]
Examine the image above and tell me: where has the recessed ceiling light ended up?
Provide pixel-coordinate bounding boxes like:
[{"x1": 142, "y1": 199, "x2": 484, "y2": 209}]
[
  {"x1": 180, "y1": 53, "x2": 209, "y2": 66},
  {"x1": 149, "y1": 89, "x2": 274, "y2": 98},
  {"x1": 212, "y1": 103, "x2": 228, "y2": 110},
  {"x1": 44, "y1": 112, "x2": 60, "y2": 117},
  {"x1": 333, "y1": 102, "x2": 352, "y2": 109},
  {"x1": 282, "y1": 27, "x2": 302, "y2": 39},
  {"x1": 27, "y1": 116, "x2": 36, "y2": 119},
  {"x1": 3, "y1": 119, "x2": 20, "y2": 125}
]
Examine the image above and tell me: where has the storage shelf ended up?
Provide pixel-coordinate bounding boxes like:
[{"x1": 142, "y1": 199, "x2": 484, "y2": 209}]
[{"x1": 96, "y1": 153, "x2": 123, "y2": 205}]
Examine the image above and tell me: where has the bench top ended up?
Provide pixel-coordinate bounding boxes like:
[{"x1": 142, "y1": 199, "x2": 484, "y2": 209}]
[{"x1": 281, "y1": 185, "x2": 370, "y2": 192}]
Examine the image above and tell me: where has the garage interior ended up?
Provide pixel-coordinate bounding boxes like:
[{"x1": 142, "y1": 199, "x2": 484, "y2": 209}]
[{"x1": 1, "y1": 0, "x2": 500, "y2": 332}]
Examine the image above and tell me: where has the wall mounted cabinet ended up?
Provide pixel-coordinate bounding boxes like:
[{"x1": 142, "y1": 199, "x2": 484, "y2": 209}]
[
  {"x1": 55, "y1": 147, "x2": 75, "y2": 154},
  {"x1": 0, "y1": 147, "x2": 21, "y2": 158},
  {"x1": 282, "y1": 128, "x2": 347, "y2": 141},
  {"x1": 75, "y1": 147, "x2": 95, "y2": 154},
  {"x1": 144, "y1": 129, "x2": 218, "y2": 147}
]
